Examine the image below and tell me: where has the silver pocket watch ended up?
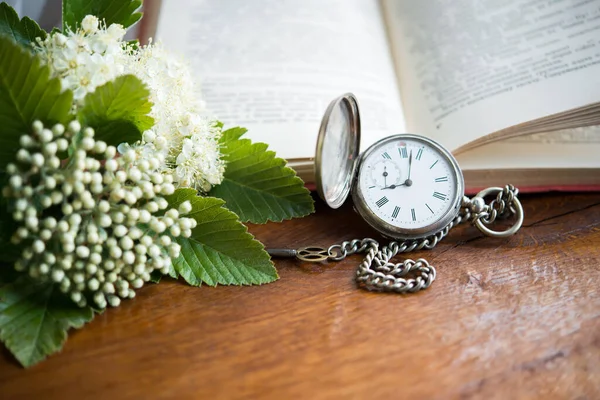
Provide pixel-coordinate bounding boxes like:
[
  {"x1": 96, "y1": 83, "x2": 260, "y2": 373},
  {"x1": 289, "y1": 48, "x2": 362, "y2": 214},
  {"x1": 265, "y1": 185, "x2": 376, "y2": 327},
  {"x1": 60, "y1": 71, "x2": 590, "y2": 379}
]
[{"x1": 269, "y1": 93, "x2": 524, "y2": 293}]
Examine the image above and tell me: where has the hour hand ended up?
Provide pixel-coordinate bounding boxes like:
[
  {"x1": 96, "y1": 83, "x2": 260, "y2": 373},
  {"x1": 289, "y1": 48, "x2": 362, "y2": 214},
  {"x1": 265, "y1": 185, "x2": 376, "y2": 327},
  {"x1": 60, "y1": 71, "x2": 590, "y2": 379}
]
[{"x1": 381, "y1": 182, "x2": 406, "y2": 190}]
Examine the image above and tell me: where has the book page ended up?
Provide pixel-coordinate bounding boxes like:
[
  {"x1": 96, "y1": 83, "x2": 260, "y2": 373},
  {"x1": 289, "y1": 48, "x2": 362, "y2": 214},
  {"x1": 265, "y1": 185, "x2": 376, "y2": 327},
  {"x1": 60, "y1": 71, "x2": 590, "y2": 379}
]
[
  {"x1": 382, "y1": 0, "x2": 600, "y2": 151},
  {"x1": 457, "y1": 125, "x2": 600, "y2": 170},
  {"x1": 155, "y1": 0, "x2": 405, "y2": 160}
]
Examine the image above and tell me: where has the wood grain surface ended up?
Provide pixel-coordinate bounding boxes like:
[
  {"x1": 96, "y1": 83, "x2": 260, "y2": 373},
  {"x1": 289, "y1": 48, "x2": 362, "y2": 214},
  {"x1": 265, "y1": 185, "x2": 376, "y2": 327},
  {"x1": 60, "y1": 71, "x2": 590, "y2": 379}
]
[{"x1": 1, "y1": 193, "x2": 599, "y2": 400}]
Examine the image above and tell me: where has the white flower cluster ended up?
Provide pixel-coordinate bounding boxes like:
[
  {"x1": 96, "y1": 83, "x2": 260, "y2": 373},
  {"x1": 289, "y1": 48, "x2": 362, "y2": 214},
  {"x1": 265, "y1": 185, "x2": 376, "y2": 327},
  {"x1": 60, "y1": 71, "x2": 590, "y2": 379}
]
[
  {"x1": 36, "y1": 15, "x2": 128, "y2": 101},
  {"x1": 2, "y1": 121, "x2": 197, "y2": 309},
  {"x1": 36, "y1": 15, "x2": 225, "y2": 192},
  {"x1": 122, "y1": 42, "x2": 225, "y2": 192}
]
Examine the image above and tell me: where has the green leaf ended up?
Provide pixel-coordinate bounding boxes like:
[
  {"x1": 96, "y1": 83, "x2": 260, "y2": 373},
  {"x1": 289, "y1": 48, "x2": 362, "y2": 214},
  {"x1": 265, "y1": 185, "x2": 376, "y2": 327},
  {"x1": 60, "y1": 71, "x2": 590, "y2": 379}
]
[
  {"x1": 78, "y1": 74, "x2": 153, "y2": 146},
  {"x1": 62, "y1": 0, "x2": 142, "y2": 31},
  {"x1": 209, "y1": 127, "x2": 314, "y2": 223},
  {"x1": 0, "y1": 278, "x2": 94, "y2": 367},
  {"x1": 165, "y1": 188, "x2": 278, "y2": 286},
  {"x1": 0, "y1": 2, "x2": 47, "y2": 49},
  {"x1": 0, "y1": 35, "x2": 73, "y2": 172}
]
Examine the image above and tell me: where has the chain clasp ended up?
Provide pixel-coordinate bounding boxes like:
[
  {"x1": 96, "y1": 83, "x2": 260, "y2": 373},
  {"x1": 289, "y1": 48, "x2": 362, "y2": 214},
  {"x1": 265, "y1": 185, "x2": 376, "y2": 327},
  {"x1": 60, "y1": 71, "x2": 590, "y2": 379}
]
[{"x1": 470, "y1": 186, "x2": 524, "y2": 238}]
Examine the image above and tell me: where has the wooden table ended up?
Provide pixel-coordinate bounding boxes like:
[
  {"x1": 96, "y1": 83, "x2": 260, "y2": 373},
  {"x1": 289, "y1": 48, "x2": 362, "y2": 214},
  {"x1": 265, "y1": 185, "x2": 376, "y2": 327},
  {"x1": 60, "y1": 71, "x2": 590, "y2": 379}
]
[{"x1": 1, "y1": 193, "x2": 599, "y2": 399}]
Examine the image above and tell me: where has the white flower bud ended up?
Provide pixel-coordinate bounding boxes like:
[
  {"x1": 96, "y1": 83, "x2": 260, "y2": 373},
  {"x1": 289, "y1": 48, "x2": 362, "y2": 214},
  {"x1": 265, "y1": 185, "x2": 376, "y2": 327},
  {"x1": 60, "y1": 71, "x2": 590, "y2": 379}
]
[
  {"x1": 143, "y1": 130, "x2": 156, "y2": 142},
  {"x1": 132, "y1": 278, "x2": 143, "y2": 289},
  {"x1": 62, "y1": 203, "x2": 73, "y2": 215},
  {"x1": 178, "y1": 201, "x2": 192, "y2": 214},
  {"x1": 86, "y1": 263, "x2": 98, "y2": 275},
  {"x1": 44, "y1": 253, "x2": 56, "y2": 265},
  {"x1": 161, "y1": 183, "x2": 175, "y2": 195},
  {"x1": 123, "y1": 251, "x2": 135, "y2": 265},
  {"x1": 19, "y1": 135, "x2": 33, "y2": 148},
  {"x1": 128, "y1": 226, "x2": 143, "y2": 239},
  {"x1": 98, "y1": 214, "x2": 112, "y2": 227},
  {"x1": 52, "y1": 269, "x2": 65, "y2": 282},
  {"x1": 39, "y1": 129, "x2": 53, "y2": 143},
  {"x1": 124, "y1": 191, "x2": 137, "y2": 205},
  {"x1": 148, "y1": 245, "x2": 161, "y2": 258},
  {"x1": 141, "y1": 235, "x2": 153, "y2": 247},
  {"x1": 108, "y1": 295, "x2": 121, "y2": 307},
  {"x1": 40, "y1": 195, "x2": 52, "y2": 209},
  {"x1": 134, "y1": 244, "x2": 147, "y2": 255},
  {"x1": 25, "y1": 217, "x2": 39, "y2": 231},
  {"x1": 75, "y1": 245, "x2": 90, "y2": 259},
  {"x1": 32, "y1": 120, "x2": 44, "y2": 133},
  {"x1": 52, "y1": 123, "x2": 65, "y2": 135},
  {"x1": 104, "y1": 260, "x2": 115, "y2": 271},
  {"x1": 9, "y1": 175, "x2": 22, "y2": 189},
  {"x1": 113, "y1": 225, "x2": 127, "y2": 237},
  {"x1": 103, "y1": 282, "x2": 115, "y2": 294},
  {"x1": 123, "y1": 150, "x2": 137, "y2": 163},
  {"x1": 105, "y1": 159, "x2": 118, "y2": 172},
  {"x1": 138, "y1": 160, "x2": 150, "y2": 172},
  {"x1": 31, "y1": 153, "x2": 45, "y2": 167},
  {"x1": 51, "y1": 191, "x2": 63, "y2": 204},
  {"x1": 44, "y1": 176, "x2": 57, "y2": 190},
  {"x1": 160, "y1": 235, "x2": 172, "y2": 246},
  {"x1": 109, "y1": 245, "x2": 122, "y2": 259},
  {"x1": 169, "y1": 243, "x2": 181, "y2": 258},
  {"x1": 68, "y1": 120, "x2": 81, "y2": 134},
  {"x1": 139, "y1": 209, "x2": 151, "y2": 223},
  {"x1": 40, "y1": 229, "x2": 52, "y2": 241},
  {"x1": 169, "y1": 225, "x2": 181, "y2": 237},
  {"x1": 39, "y1": 263, "x2": 50, "y2": 274},
  {"x1": 120, "y1": 236, "x2": 134, "y2": 251}
]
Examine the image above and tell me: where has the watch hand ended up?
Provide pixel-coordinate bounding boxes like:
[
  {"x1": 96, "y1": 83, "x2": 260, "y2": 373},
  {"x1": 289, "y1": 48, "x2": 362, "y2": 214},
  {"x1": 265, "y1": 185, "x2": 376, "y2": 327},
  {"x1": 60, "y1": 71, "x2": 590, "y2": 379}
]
[
  {"x1": 405, "y1": 150, "x2": 413, "y2": 186},
  {"x1": 383, "y1": 166, "x2": 388, "y2": 188},
  {"x1": 381, "y1": 182, "x2": 407, "y2": 190}
]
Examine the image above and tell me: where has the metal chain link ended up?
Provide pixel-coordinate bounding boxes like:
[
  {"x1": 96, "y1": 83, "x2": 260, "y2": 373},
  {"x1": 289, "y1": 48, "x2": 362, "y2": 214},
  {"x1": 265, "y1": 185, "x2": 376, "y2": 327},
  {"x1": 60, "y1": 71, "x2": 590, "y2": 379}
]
[{"x1": 327, "y1": 185, "x2": 522, "y2": 293}]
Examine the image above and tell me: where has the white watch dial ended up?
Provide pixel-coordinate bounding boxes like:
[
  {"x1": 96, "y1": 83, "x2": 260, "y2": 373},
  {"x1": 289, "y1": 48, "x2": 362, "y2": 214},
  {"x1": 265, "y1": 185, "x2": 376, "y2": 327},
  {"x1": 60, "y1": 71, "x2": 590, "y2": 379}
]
[{"x1": 358, "y1": 136, "x2": 459, "y2": 230}]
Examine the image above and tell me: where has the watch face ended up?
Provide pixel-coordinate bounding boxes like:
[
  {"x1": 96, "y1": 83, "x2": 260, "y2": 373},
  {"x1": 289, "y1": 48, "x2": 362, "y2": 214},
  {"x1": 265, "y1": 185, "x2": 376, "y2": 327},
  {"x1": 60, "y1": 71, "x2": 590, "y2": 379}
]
[{"x1": 353, "y1": 134, "x2": 464, "y2": 239}]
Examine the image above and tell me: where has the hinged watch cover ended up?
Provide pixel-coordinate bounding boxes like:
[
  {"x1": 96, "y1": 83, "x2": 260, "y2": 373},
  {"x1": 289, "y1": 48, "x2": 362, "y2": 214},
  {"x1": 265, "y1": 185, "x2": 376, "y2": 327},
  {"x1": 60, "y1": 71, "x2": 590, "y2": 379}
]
[{"x1": 314, "y1": 93, "x2": 361, "y2": 209}]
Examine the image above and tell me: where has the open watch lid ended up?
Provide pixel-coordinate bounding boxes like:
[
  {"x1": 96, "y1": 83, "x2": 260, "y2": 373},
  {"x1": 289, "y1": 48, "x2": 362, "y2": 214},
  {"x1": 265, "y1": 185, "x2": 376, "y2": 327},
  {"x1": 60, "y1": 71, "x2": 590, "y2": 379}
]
[{"x1": 315, "y1": 93, "x2": 361, "y2": 209}]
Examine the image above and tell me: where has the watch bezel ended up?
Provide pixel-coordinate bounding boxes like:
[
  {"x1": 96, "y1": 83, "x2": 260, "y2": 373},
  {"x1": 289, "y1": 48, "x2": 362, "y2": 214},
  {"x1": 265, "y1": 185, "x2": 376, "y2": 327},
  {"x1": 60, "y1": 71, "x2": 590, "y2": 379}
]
[{"x1": 351, "y1": 134, "x2": 464, "y2": 240}]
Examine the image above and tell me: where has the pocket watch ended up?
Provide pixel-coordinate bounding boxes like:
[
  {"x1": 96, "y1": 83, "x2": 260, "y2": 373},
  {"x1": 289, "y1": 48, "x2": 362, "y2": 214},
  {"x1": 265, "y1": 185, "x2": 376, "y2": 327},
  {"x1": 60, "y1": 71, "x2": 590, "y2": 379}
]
[{"x1": 269, "y1": 93, "x2": 524, "y2": 293}]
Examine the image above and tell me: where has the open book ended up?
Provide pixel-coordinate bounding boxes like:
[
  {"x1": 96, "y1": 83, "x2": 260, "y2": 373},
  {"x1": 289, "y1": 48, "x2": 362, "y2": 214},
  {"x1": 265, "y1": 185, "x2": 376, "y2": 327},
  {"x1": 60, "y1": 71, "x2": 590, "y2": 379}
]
[{"x1": 145, "y1": 0, "x2": 600, "y2": 192}]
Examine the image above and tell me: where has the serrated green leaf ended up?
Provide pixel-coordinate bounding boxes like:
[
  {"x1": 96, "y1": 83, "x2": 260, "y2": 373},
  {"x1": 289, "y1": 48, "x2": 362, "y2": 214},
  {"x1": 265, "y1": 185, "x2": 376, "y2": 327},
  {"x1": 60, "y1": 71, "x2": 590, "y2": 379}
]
[
  {"x1": 209, "y1": 128, "x2": 314, "y2": 223},
  {"x1": 0, "y1": 2, "x2": 47, "y2": 49},
  {"x1": 78, "y1": 74, "x2": 153, "y2": 146},
  {"x1": 165, "y1": 188, "x2": 278, "y2": 286},
  {"x1": 220, "y1": 126, "x2": 247, "y2": 142},
  {"x1": 0, "y1": 35, "x2": 73, "y2": 172},
  {"x1": 0, "y1": 278, "x2": 94, "y2": 367},
  {"x1": 62, "y1": 0, "x2": 142, "y2": 31}
]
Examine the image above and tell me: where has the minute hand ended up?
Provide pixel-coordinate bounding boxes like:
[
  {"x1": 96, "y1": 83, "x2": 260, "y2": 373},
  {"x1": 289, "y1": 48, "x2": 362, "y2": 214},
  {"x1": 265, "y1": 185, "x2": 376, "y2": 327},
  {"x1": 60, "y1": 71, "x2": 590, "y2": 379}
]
[{"x1": 405, "y1": 150, "x2": 413, "y2": 186}]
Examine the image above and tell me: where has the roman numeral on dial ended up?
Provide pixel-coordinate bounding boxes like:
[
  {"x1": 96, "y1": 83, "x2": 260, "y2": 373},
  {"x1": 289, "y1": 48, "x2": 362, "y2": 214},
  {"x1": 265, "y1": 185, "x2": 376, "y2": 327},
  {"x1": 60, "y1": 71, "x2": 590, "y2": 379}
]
[
  {"x1": 382, "y1": 152, "x2": 391, "y2": 159},
  {"x1": 399, "y1": 147, "x2": 408, "y2": 158},
  {"x1": 411, "y1": 208, "x2": 416, "y2": 221},
  {"x1": 376, "y1": 196, "x2": 389, "y2": 208},
  {"x1": 391, "y1": 206, "x2": 400, "y2": 219},
  {"x1": 416, "y1": 148, "x2": 423, "y2": 160},
  {"x1": 435, "y1": 176, "x2": 448, "y2": 182},
  {"x1": 433, "y1": 192, "x2": 447, "y2": 201}
]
